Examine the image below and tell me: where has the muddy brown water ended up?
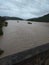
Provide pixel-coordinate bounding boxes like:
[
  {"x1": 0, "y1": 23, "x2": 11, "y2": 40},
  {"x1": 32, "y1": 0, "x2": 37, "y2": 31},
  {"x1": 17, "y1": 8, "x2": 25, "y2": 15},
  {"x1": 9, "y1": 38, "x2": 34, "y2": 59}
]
[{"x1": 0, "y1": 20, "x2": 49, "y2": 58}]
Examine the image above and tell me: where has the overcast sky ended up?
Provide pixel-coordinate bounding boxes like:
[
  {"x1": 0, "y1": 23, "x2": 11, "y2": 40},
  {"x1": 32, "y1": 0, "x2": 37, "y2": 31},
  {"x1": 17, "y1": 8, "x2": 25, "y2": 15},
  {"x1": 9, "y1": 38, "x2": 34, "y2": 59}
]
[{"x1": 0, "y1": 0, "x2": 49, "y2": 19}]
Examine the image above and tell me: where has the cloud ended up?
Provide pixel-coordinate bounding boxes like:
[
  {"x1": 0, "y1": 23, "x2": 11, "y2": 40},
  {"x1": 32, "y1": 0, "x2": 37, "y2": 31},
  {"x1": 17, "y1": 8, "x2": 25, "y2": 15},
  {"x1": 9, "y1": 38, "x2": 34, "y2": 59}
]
[{"x1": 0, "y1": 0, "x2": 49, "y2": 19}]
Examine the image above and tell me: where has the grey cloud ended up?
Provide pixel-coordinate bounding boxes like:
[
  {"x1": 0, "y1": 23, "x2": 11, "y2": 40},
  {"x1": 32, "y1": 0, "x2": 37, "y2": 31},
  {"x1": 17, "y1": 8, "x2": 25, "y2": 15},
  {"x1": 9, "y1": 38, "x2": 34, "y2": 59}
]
[{"x1": 0, "y1": 0, "x2": 49, "y2": 19}]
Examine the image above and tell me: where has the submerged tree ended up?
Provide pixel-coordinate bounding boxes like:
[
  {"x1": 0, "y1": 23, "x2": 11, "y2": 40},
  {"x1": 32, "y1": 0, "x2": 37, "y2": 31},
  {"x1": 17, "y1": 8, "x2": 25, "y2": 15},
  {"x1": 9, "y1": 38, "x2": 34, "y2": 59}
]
[{"x1": 0, "y1": 16, "x2": 8, "y2": 55}]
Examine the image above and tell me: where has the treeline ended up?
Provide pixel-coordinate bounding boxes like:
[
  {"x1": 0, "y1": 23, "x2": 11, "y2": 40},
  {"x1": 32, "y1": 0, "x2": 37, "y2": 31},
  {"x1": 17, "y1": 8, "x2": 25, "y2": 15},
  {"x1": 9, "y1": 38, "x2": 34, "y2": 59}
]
[
  {"x1": 27, "y1": 14, "x2": 49, "y2": 22},
  {"x1": 0, "y1": 16, "x2": 23, "y2": 20},
  {"x1": 0, "y1": 16, "x2": 6, "y2": 22}
]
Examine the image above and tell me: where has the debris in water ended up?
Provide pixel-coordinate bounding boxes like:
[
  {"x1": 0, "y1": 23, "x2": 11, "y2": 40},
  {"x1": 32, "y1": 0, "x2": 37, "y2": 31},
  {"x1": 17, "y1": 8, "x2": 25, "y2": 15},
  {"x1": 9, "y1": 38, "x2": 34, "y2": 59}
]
[
  {"x1": 0, "y1": 49, "x2": 4, "y2": 55},
  {"x1": 17, "y1": 20, "x2": 19, "y2": 23},
  {"x1": 28, "y1": 22, "x2": 32, "y2": 24}
]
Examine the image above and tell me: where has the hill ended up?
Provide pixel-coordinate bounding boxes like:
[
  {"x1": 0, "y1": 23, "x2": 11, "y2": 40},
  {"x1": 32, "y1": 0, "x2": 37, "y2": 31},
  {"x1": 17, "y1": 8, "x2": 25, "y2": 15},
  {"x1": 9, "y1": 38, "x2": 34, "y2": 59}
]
[
  {"x1": 27, "y1": 14, "x2": 49, "y2": 22},
  {"x1": 0, "y1": 16, "x2": 23, "y2": 20}
]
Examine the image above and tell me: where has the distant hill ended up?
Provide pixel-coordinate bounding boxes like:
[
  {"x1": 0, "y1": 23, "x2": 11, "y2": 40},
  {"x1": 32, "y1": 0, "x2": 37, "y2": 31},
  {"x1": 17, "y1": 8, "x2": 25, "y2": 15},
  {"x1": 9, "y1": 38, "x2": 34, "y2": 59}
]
[
  {"x1": 0, "y1": 16, "x2": 23, "y2": 20},
  {"x1": 27, "y1": 14, "x2": 49, "y2": 22}
]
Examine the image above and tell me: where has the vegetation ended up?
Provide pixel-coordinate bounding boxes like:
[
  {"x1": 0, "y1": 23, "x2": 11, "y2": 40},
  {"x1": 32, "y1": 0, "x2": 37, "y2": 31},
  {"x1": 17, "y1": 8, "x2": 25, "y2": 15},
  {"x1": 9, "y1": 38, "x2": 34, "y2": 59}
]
[
  {"x1": 27, "y1": 14, "x2": 49, "y2": 22},
  {"x1": 0, "y1": 16, "x2": 8, "y2": 35},
  {"x1": 3, "y1": 16, "x2": 23, "y2": 20},
  {"x1": 0, "y1": 16, "x2": 23, "y2": 20},
  {"x1": 0, "y1": 49, "x2": 4, "y2": 55}
]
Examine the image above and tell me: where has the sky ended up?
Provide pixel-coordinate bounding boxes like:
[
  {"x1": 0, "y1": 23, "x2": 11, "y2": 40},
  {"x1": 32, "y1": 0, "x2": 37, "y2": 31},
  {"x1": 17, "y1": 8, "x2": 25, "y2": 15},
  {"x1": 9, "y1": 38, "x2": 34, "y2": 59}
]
[{"x1": 0, "y1": 0, "x2": 49, "y2": 19}]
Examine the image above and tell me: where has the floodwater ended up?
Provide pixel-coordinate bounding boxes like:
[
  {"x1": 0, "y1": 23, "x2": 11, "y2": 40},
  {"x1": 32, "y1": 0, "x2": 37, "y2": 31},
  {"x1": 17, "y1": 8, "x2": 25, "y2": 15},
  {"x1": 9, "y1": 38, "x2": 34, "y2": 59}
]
[{"x1": 0, "y1": 20, "x2": 49, "y2": 58}]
